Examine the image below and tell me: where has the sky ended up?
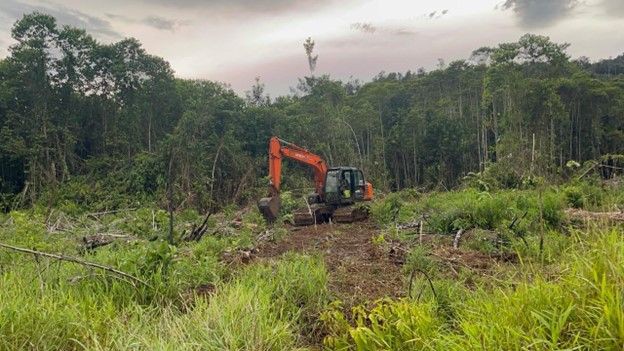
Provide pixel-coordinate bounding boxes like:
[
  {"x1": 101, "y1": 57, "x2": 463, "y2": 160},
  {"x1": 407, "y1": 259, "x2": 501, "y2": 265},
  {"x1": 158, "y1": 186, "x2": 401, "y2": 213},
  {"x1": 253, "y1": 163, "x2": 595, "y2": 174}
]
[{"x1": 0, "y1": 0, "x2": 623, "y2": 95}]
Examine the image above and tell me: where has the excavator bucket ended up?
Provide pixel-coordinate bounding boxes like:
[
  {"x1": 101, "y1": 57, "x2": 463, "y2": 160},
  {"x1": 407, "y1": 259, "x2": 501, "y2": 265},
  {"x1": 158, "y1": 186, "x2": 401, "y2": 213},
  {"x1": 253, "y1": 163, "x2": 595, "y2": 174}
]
[{"x1": 258, "y1": 196, "x2": 280, "y2": 223}]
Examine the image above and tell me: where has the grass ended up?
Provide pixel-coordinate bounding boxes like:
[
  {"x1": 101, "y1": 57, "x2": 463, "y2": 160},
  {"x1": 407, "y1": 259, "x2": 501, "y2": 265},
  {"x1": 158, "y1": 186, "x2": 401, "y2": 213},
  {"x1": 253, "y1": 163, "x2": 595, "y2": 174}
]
[
  {"x1": 1, "y1": 179, "x2": 623, "y2": 350},
  {"x1": 0, "y1": 206, "x2": 326, "y2": 350},
  {"x1": 323, "y1": 179, "x2": 624, "y2": 350}
]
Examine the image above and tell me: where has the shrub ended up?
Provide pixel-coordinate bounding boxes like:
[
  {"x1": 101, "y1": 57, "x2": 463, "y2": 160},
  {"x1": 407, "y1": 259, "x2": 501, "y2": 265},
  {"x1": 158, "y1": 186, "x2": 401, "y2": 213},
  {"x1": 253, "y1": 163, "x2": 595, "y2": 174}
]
[
  {"x1": 541, "y1": 192, "x2": 564, "y2": 228},
  {"x1": 403, "y1": 245, "x2": 435, "y2": 275},
  {"x1": 564, "y1": 185, "x2": 585, "y2": 208},
  {"x1": 370, "y1": 193, "x2": 403, "y2": 225},
  {"x1": 321, "y1": 299, "x2": 441, "y2": 351}
]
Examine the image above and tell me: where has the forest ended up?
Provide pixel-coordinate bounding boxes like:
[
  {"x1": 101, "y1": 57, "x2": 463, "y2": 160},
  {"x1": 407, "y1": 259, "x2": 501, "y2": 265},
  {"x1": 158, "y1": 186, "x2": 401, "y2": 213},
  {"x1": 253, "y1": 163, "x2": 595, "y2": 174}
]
[
  {"x1": 1, "y1": 13, "x2": 622, "y2": 212},
  {"x1": 1, "y1": 12, "x2": 624, "y2": 351}
]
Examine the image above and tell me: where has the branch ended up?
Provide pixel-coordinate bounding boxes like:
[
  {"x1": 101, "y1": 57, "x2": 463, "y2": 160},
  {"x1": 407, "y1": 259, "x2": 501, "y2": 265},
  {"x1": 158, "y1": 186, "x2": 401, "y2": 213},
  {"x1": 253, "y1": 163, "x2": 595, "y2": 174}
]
[{"x1": 0, "y1": 242, "x2": 151, "y2": 289}]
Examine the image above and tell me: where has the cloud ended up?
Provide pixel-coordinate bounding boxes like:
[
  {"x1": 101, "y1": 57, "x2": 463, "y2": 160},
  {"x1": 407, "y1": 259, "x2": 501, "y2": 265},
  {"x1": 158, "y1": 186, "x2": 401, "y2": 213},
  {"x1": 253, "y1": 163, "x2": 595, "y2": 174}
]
[
  {"x1": 0, "y1": 0, "x2": 121, "y2": 39},
  {"x1": 142, "y1": 16, "x2": 177, "y2": 31},
  {"x1": 500, "y1": 0, "x2": 578, "y2": 28},
  {"x1": 350, "y1": 22, "x2": 416, "y2": 37},
  {"x1": 602, "y1": 0, "x2": 624, "y2": 17},
  {"x1": 393, "y1": 28, "x2": 416, "y2": 36},
  {"x1": 136, "y1": 0, "x2": 334, "y2": 14},
  {"x1": 107, "y1": 13, "x2": 187, "y2": 31}
]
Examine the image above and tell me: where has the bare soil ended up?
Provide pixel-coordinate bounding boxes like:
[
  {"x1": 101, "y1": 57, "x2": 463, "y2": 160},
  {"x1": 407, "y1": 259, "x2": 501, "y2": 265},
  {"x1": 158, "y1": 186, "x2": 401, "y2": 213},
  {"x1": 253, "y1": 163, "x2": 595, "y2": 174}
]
[{"x1": 256, "y1": 222, "x2": 405, "y2": 305}]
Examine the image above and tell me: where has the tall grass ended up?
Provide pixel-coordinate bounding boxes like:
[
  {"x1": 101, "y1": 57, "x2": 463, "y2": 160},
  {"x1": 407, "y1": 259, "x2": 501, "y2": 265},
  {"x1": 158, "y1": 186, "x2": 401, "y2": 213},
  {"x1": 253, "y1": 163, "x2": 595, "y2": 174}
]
[
  {"x1": 0, "y1": 253, "x2": 327, "y2": 350},
  {"x1": 0, "y1": 207, "x2": 327, "y2": 350}
]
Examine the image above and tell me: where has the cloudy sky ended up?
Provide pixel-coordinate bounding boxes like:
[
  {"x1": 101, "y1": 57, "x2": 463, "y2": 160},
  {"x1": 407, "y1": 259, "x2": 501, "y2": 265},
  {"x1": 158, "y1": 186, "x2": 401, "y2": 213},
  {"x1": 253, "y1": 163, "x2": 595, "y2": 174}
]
[{"x1": 0, "y1": 0, "x2": 623, "y2": 95}]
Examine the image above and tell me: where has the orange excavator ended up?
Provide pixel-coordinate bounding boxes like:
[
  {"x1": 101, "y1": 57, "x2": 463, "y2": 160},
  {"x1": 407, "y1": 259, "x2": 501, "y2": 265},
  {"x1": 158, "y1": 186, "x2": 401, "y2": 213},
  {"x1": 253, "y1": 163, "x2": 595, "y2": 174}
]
[{"x1": 258, "y1": 136, "x2": 373, "y2": 225}]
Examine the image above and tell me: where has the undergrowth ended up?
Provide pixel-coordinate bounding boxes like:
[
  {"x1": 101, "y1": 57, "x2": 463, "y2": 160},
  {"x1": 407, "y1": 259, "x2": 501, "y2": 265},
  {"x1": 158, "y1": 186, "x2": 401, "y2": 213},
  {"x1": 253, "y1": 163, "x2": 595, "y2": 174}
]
[
  {"x1": 0, "y1": 205, "x2": 329, "y2": 350},
  {"x1": 321, "y1": 226, "x2": 624, "y2": 350},
  {"x1": 1, "y1": 179, "x2": 623, "y2": 350}
]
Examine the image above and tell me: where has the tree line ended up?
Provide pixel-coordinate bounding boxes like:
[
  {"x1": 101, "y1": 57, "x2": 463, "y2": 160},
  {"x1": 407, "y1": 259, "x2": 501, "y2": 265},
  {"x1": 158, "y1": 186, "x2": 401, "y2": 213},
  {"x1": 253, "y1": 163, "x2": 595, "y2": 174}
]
[{"x1": 1, "y1": 12, "x2": 623, "y2": 212}]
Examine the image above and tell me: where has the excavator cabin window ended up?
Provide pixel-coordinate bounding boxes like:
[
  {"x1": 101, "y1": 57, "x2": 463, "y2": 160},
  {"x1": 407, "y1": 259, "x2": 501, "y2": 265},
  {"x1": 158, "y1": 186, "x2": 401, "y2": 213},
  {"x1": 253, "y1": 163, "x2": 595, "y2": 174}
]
[{"x1": 324, "y1": 168, "x2": 366, "y2": 203}]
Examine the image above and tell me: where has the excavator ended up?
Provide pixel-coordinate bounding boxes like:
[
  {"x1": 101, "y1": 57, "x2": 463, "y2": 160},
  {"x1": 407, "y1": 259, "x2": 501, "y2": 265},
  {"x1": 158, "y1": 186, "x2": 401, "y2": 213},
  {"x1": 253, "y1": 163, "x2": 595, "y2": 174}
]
[{"x1": 258, "y1": 136, "x2": 374, "y2": 225}]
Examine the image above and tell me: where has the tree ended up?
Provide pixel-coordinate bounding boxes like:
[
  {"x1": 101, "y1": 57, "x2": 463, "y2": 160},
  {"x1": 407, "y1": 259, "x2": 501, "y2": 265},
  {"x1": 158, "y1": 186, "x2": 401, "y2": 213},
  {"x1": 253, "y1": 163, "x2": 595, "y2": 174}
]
[{"x1": 303, "y1": 37, "x2": 318, "y2": 75}]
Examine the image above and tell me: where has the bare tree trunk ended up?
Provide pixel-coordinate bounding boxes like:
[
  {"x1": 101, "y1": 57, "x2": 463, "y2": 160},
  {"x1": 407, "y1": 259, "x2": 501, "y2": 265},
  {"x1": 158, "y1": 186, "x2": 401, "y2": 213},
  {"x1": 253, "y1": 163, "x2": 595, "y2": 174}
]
[
  {"x1": 413, "y1": 132, "x2": 418, "y2": 186},
  {"x1": 148, "y1": 113, "x2": 152, "y2": 153},
  {"x1": 209, "y1": 141, "x2": 224, "y2": 209},
  {"x1": 531, "y1": 133, "x2": 536, "y2": 176},
  {"x1": 167, "y1": 147, "x2": 175, "y2": 245},
  {"x1": 379, "y1": 104, "x2": 388, "y2": 189},
  {"x1": 341, "y1": 119, "x2": 363, "y2": 169}
]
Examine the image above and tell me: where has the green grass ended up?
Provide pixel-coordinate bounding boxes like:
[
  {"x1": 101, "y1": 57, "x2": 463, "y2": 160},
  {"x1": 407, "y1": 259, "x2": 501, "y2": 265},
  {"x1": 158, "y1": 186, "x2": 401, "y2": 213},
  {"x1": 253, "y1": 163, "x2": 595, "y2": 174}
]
[
  {"x1": 0, "y1": 207, "x2": 326, "y2": 350},
  {"x1": 373, "y1": 180, "x2": 624, "y2": 240},
  {"x1": 322, "y1": 179, "x2": 624, "y2": 350},
  {"x1": 1, "y1": 179, "x2": 623, "y2": 350}
]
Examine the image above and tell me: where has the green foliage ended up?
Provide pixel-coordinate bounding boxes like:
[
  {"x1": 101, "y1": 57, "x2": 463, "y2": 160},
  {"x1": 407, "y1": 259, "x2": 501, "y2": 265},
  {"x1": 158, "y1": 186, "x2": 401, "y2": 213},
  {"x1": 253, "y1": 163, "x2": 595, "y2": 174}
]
[
  {"x1": 322, "y1": 299, "x2": 441, "y2": 350},
  {"x1": 403, "y1": 245, "x2": 435, "y2": 274},
  {"x1": 278, "y1": 190, "x2": 300, "y2": 224},
  {"x1": 116, "y1": 208, "x2": 169, "y2": 239},
  {"x1": 563, "y1": 181, "x2": 605, "y2": 209},
  {"x1": 541, "y1": 192, "x2": 565, "y2": 227},
  {"x1": 3, "y1": 16, "x2": 623, "y2": 212},
  {"x1": 374, "y1": 188, "x2": 571, "y2": 236},
  {"x1": 370, "y1": 190, "x2": 418, "y2": 225}
]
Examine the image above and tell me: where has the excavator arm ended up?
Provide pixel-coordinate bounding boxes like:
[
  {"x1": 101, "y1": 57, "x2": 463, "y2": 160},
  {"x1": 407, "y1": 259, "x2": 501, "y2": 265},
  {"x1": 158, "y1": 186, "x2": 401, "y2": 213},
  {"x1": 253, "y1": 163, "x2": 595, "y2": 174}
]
[{"x1": 259, "y1": 136, "x2": 328, "y2": 222}]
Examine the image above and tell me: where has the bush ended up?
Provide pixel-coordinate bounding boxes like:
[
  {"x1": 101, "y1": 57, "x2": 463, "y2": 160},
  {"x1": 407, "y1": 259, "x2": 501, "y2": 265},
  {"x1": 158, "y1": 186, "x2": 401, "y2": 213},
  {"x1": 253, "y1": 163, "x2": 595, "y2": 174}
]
[
  {"x1": 403, "y1": 245, "x2": 435, "y2": 275},
  {"x1": 563, "y1": 181, "x2": 606, "y2": 210},
  {"x1": 542, "y1": 192, "x2": 565, "y2": 228},
  {"x1": 370, "y1": 190, "x2": 420, "y2": 225},
  {"x1": 321, "y1": 299, "x2": 441, "y2": 351}
]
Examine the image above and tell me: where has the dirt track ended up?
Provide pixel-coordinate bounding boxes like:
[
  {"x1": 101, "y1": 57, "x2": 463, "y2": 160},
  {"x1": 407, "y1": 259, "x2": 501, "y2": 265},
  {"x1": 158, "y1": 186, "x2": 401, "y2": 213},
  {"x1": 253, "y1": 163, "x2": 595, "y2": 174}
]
[{"x1": 257, "y1": 222, "x2": 405, "y2": 305}]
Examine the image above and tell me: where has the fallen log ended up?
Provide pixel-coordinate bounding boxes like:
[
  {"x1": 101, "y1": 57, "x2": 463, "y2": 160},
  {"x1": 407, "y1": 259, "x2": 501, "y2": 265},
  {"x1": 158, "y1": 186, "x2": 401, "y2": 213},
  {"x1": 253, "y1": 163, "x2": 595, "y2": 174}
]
[
  {"x1": 566, "y1": 208, "x2": 624, "y2": 222},
  {"x1": 82, "y1": 233, "x2": 137, "y2": 250}
]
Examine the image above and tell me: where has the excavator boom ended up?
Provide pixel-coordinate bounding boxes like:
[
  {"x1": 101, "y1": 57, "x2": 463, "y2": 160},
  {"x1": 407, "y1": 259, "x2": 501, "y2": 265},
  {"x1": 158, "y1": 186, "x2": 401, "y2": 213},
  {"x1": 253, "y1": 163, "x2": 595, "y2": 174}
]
[{"x1": 259, "y1": 137, "x2": 328, "y2": 222}]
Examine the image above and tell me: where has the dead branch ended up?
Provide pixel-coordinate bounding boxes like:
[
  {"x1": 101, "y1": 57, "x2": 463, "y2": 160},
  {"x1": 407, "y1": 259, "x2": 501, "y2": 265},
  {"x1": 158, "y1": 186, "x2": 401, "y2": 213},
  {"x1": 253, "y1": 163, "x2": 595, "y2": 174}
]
[
  {"x1": 0, "y1": 242, "x2": 151, "y2": 289},
  {"x1": 87, "y1": 208, "x2": 137, "y2": 218},
  {"x1": 82, "y1": 233, "x2": 138, "y2": 250},
  {"x1": 183, "y1": 212, "x2": 212, "y2": 241},
  {"x1": 396, "y1": 221, "x2": 420, "y2": 230},
  {"x1": 304, "y1": 196, "x2": 317, "y2": 230},
  {"x1": 566, "y1": 208, "x2": 624, "y2": 222}
]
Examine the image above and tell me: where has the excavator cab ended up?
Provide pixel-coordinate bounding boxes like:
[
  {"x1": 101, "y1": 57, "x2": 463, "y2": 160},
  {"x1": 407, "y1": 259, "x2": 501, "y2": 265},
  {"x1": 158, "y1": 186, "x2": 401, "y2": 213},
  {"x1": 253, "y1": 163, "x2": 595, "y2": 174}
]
[{"x1": 324, "y1": 167, "x2": 367, "y2": 205}]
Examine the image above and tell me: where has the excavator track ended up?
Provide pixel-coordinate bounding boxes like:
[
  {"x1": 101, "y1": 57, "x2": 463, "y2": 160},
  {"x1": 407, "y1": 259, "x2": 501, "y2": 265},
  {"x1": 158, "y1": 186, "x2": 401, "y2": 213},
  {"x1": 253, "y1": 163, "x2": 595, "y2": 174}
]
[
  {"x1": 293, "y1": 204, "x2": 332, "y2": 226},
  {"x1": 332, "y1": 205, "x2": 370, "y2": 223}
]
